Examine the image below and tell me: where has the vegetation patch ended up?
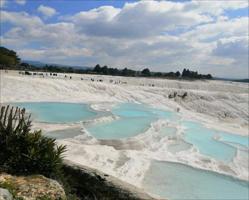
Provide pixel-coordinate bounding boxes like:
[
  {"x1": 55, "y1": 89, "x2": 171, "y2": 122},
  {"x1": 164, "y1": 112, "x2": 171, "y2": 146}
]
[
  {"x1": 0, "y1": 105, "x2": 70, "y2": 199},
  {"x1": 0, "y1": 105, "x2": 66, "y2": 179}
]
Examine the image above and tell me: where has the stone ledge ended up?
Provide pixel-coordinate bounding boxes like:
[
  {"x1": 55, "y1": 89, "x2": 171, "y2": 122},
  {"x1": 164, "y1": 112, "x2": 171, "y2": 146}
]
[{"x1": 0, "y1": 173, "x2": 66, "y2": 200}]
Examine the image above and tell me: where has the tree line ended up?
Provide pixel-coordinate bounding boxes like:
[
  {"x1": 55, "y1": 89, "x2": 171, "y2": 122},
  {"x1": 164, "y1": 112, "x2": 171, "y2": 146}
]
[
  {"x1": 92, "y1": 65, "x2": 212, "y2": 79},
  {"x1": 0, "y1": 46, "x2": 213, "y2": 79}
]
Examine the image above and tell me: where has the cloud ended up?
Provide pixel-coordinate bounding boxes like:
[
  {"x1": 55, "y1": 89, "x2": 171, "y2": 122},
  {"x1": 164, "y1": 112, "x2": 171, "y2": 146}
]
[
  {"x1": 183, "y1": 17, "x2": 248, "y2": 42},
  {"x1": 18, "y1": 47, "x2": 93, "y2": 61},
  {"x1": 0, "y1": 0, "x2": 6, "y2": 8},
  {"x1": 184, "y1": 0, "x2": 248, "y2": 16},
  {"x1": 213, "y1": 37, "x2": 248, "y2": 58},
  {"x1": 1, "y1": 1, "x2": 248, "y2": 78},
  {"x1": 37, "y1": 5, "x2": 57, "y2": 18},
  {"x1": 67, "y1": 1, "x2": 248, "y2": 39},
  {"x1": 68, "y1": 1, "x2": 212, "y2": 38},
  {"x1": 212, "y1": 37, "x2": 248, "y2": 75},
  {"x1": 15, "y1": 0, "x2": 26, "y2": 5},
  {"x1": 1, "y1": 11, "x2": 43, "y2": 27},
  {"x1": 1, "y1": 0, "x2": 26, "y2": 7}
]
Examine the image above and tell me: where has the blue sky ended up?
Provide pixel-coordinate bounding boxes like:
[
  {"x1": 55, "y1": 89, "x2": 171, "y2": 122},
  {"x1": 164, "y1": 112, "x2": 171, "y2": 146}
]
[
  {"x1": 1, "y1": 0, "x2": 248, "y2": 78},
  {"x1": 6, "y1": 1, "x2": 126, "y2": 14}
]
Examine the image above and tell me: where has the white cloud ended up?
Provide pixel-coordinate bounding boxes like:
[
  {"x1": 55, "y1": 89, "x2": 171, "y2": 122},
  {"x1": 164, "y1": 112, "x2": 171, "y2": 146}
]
[
  {"x1": 0, "y1": 0, "x2": 26, "y2": 7},
  {"x1": 184, "y1": 0, "x2": 248, "y2": 16},
  {"x1": 18, "y1": 47, "x2": 93, "y2": 61},
  {"x1": 213, "y1": 37, "x2": 248, "y2": 58},
  {"x1": 68, "y1": 1, "x2": 212, "y2": 38},
  {"x1": 15, "y1": 0, "x2": 26, "y2": 5},
  {"x1": 212, "y1": 37, "x2": 248, "y2": 76},
  {"x1": 1, "y1": 1, "x2": 248, "y2": 78},
  {"x1": 0, "y1": 0, "x2": 6, "y2": 8},
  {"x1": 37, "y1": 5, "x2": 57, "y2": 18},
  {"x1": 1, "y1": 11, "x2": 43, "y2": 27},
  {"x1": 183, "y1": 17, "x2": 248, "y2": 42}
]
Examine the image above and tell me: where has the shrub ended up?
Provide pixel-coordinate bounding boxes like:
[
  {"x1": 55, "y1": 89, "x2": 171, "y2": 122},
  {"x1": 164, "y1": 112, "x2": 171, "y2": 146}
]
[{"x1": 0, "y1": 105, "x2": 66, "y2": 178}]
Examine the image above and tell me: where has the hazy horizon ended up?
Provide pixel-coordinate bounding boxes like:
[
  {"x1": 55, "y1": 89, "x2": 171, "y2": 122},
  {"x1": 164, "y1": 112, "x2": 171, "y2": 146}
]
[{"x1": 19, "y1": 59, "x2": 246, "y2": 80}]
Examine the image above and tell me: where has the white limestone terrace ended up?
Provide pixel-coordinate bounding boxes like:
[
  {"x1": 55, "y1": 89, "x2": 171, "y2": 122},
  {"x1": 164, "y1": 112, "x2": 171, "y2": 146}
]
[
  {"x1": 0, "y1": 70, "x2": 248, "y2": 194},
  {"x1": 0, "y1": 70, "x2": 248, "y2": 136}
]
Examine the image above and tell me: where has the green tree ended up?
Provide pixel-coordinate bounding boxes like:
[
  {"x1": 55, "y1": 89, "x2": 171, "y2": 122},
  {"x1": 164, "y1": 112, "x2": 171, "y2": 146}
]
[
  {"x1": 0, "y1": 46, "x2": 20, "y2": 67},
  {"x1": 93, "y1": 64, "x2": 101, "y2": 73},
  {"x1": 141, "y1": 68, "x2": 151, "y2": 76},
  {"x1": 176, "y1": 71, "x2": 181, "y2": 77},
  {"x1": 102, "y1": 65, "x2": 108, "y2": 75}
]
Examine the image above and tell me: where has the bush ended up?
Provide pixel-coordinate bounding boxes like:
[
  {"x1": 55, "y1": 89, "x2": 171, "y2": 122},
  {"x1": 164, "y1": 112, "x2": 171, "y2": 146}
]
[{"x1": 0, "y1": 105, "x2": 66, "y2": 179}]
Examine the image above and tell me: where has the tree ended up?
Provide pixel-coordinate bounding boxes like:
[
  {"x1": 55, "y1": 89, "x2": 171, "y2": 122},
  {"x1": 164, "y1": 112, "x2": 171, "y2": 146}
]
[
  {"x1": 141, "y1": 68, "x2": 151, "y2": 76},
  {"x1": 122, "y1": 68, "x2": 128, "y2": 76},
  {"x1": 109, "y1": 68, "x2": 119, "y2": 76},
  {"x1": 102, "y1": 65, "x2": 108, "y2": 75},
  {"x1": 0, "y1": 47, "x2": 20, "y2": 68},
  {"x1": 93, "y1": 64, "x2": 101, "y2": 73},
  {"x1": 204, "y1": 74, "x2": 212, "y2": 79},
  {"x1": 182, "y1": 68, "x2": 188, "y2": 77},
  {"x1": 154, "y1": 72, "x2": 162, "y2": 77},
  {"x1": 181, "y1": 68, "x2": 212, "y2": 79},
  {"x1": 176, "y1": 71, "x2": 181, "y2": 77}
]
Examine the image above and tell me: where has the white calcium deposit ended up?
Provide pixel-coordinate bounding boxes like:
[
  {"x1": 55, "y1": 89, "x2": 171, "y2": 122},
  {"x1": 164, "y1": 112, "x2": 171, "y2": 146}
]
[{"x1": 1, "y1": 70, "x2": 248, "y2": 187}]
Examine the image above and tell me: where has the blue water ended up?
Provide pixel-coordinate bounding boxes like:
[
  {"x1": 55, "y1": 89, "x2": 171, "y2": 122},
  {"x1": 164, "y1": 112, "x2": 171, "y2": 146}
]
[
  {"x1": 13, "y1": 102, "x2": 98, "y2": 123},
  {"x1": 87, "y1": 103, "x2": 175, "y2": 139},
  {"x1": 112, "y1": 103, "x2": 174, "y2": 119},
  {"x1": 182, "y1": 121, "x2": 242, "y2": 162},
  {"x1": 13, "y1": 102, "x2": 248, "y2": 163},
  {"x1": 219, "y1": 132, "x2": 249, "y2": 148},
  {"x1": 112, "y1": 103, "x2": 153, "y2": 118},
  {"x1": 10, "y1": 102, "x2": 249, "y2": 199},
  {"x1": 143, "y1": 161, "x2": 249, "y2": 200},
  {"x1": 87, "y1": 117, "x2": 153, "y2": 139}
]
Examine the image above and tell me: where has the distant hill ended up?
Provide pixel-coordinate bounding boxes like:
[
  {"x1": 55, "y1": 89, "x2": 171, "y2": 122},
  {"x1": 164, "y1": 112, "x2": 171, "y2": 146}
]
[
  {"x1": 214, "y1": 77, "x2": 249, "y2": 83},
  {"x1": 22, "y1": 60, "x2": 45, "y2": 67},
  {"x1": 23, "y1": 60, "x2": 91, "y2": 70},
  {"x1": 233, "y1": 79, "x2": 249, "y2": 83}
]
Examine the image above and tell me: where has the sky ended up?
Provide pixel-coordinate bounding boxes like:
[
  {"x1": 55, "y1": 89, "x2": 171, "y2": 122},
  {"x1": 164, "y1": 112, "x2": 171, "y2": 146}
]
[{"x1": 0, "y1": 0, "x2": 248, "y2": 78}]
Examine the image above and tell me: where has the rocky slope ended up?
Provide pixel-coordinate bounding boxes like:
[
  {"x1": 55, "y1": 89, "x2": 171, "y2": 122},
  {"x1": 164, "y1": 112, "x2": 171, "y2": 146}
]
[
  {"x1": 0, "y1": 173, "x2": 66, "y2": 200},
  {"x1": 0, "y1": 161, "x2": 156, "y2": 200}
]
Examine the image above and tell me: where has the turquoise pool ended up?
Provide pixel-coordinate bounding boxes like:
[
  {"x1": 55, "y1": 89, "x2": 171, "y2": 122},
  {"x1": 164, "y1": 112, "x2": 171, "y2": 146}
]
[
  {"x1": 182, "y1": 121, "x2": 248, "y2": 162},
  {"x1": 9, "y1": 102, "x2": 249, "y2": 199},
  {"x1": 14, "y1": 102, "x2": 98, "y2": 123},
  {"x1": 219, "y1": 132, "x2": 249, "y2": 148},
  {"x1": 86, "y1": 103, "x2": 175, "y2": 139},
  {"x1": 143, "y1": 161, "x2": 249, "y2": 200},
  {"x1": 87, "y1": 117, "x2": 153, "y2": 139}
]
